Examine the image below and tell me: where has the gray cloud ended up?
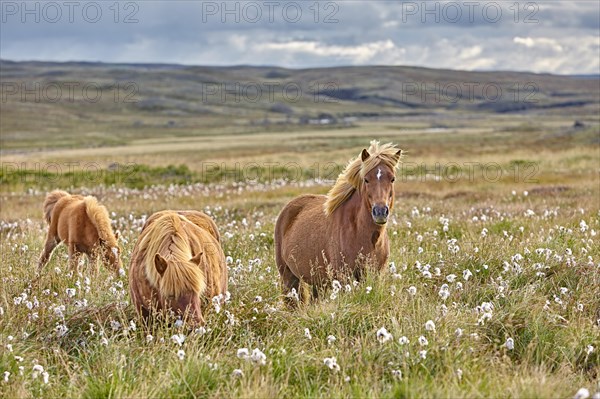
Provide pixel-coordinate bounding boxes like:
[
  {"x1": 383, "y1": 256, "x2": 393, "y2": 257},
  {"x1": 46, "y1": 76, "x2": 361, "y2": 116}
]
[{"x1": 0, "y1": 0, "x2": 598, "y2": 73}]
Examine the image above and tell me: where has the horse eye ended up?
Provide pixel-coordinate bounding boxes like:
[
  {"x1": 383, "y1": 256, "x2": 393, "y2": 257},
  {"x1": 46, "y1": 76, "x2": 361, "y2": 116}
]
[
  {"x1": 364, "y1": 178, "x2": 369, "y2": 184},
  {"x1": 391, "y1": 178, "x2": 395, "y2": 183}
]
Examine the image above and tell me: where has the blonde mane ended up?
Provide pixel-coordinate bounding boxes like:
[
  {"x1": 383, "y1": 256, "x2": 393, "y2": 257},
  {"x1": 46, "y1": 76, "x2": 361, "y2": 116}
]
[
  {"x1": 84, "y1": 196, "x2": 118, "y2": 247},
  {"x1": 140, "y1": 213, "x2": 206, "y2": 298},
  {"x1": 324, "y1": 141, "x2": 402, "y2": 216}
]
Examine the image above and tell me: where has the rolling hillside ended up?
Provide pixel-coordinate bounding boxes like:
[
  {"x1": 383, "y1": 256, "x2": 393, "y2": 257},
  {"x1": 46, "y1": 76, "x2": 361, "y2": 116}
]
[{"x1": 1, "y1": 60, "x2": 598, "y2": 151}]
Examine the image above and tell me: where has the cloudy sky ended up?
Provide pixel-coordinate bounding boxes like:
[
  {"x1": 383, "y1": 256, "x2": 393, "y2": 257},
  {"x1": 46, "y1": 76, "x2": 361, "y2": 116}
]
[{"x1": 1, "y1": 1, "x2": 599, "y2": 74}]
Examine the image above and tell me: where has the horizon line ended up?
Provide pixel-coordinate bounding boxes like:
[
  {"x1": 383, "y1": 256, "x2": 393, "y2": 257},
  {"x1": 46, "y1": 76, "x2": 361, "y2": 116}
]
[{"x1": 2, "y1": 58, "x2": 598, "y2": 78}]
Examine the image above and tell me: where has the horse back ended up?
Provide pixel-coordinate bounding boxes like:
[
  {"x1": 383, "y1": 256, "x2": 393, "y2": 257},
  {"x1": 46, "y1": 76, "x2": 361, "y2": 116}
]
[
  {"x1": 275, "y1": 194, "x2": 326, "y2": 238},
  {"x1": 54, "y1": 197, "x2": 99, "y2": 250},
  {"x1": 143, "y1": 210, "x2": 221, "y2": 243}
]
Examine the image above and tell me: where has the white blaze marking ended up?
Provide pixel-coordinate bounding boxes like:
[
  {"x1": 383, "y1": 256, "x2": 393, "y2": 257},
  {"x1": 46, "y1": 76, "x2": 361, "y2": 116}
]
[{"x1": 376, "y1": 168, "x2": 382, "y2": 180}]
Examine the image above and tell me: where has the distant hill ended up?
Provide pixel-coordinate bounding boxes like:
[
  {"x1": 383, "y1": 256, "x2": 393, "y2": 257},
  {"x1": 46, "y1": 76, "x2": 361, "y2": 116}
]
[
  {"x1": 2, "y1": 59, "x2": 598, "y2": 116},
  {"x1": 1, "y1": 60, "x2": 598, "y2": 150}
]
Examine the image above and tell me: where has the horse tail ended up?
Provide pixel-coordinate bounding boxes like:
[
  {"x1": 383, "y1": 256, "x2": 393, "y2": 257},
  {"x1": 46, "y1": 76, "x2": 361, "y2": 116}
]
[
  {"x1": 42, "y1": 190, "x2": 70, "y2": 223},
  {"x1": 83, "y1": 196, "x2": 116, "y2": 245}
]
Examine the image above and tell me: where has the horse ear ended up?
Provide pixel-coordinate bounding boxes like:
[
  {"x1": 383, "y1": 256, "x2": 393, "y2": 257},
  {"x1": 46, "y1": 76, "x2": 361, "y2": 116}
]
[
  {"x1": 155, "y1": 254, "x2": 168, "y2": 277},
  {"x1": 190, "y1": 251, "x2": 204, "y2": 265},
  {"x1": 394, "y1": 149, "x2": 402, "y2": 162},
  {"x1": 361, "y1": 149, "x2": 370, "y2": 162}
]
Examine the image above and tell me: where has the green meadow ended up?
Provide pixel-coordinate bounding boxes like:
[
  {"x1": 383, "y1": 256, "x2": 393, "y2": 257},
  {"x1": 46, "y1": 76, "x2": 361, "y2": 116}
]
[{"x1": 0, "y1": 62, "x2": 599, "y2": 398}]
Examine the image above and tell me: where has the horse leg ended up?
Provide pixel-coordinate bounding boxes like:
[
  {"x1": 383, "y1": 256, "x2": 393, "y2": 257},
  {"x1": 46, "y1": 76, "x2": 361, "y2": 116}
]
[
  {"x1": 279, "y1": 262, "x2": 302, "y2": 307},
  {"x1": 38, "y1": 236, "x2": 59, "y2": 273},
  {"x1": 67, "y1": 243, "x2": 82, "y2": 274},
  {"x1": 89, "y1": 247, "x2": 100, "y2": 276}
]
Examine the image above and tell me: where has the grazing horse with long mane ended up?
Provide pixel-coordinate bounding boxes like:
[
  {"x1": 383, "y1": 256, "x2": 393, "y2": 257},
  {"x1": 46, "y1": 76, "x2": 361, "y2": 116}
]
[
  {"x1": 275, "y1": 141, "x2": 402, "y2": 302},
  {"x1": 128, "y1": 210, "x2": 227, "y2": 325},
  {"x1": 38, "y1": 190, "x2": 122, "y2": 274}
]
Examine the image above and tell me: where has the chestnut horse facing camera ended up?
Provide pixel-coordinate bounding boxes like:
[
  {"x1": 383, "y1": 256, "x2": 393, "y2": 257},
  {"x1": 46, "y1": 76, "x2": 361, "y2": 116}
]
[
  {"x1": 38, "y1": 190, "x2": 122, "y2": 274},
  {"x1": 275, "y1": 141, "x2": 402, "y2": 303},
  {"x1": 128, "y1": 210, "x2": 227, "y2": 326}
]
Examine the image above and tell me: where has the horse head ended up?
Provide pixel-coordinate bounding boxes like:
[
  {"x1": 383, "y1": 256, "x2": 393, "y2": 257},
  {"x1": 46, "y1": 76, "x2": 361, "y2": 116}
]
[
  {"x1": 100, "y1": 231, "x2": 123, "y2": 272},
  {"x1": 154, "y1": 251, "x2": 205, "y2": 326},
  {"x1": 360, "y1": 148, "x2": 402, "y2": 225}
]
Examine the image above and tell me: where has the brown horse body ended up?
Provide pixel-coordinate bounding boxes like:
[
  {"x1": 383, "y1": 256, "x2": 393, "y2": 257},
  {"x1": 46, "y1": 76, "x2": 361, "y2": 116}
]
[
  {"x1": 275, "y1": 141, "x2": 402, "y2": 301},
  {"x1": 128, "y1": 210, "x2": 227, "y2": 325},
  {"x1": 38, "y1": 190, "x2": 122, "y2": 273}
]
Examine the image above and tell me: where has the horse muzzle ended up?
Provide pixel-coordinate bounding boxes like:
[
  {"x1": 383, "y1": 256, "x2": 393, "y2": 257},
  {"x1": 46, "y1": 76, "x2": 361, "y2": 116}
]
[{"x1": 371, "y1": 205, "x2": 389, "y2": 225}]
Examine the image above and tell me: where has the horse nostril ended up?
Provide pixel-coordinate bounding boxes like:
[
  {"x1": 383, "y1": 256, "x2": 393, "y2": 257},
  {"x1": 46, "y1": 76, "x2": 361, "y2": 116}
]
[{"x1": 372, "y1": 206, "x2": 388, "y2": 218}]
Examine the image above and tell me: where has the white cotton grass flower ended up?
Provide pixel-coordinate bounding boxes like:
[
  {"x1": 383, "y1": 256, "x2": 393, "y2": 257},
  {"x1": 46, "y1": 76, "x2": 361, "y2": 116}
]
[
  {"x1": 376, "y1": 327, "x2": 393, "y2": 343},
  {"x1": 327, "y1": 335, "x2": 337, "y2": 345},
  {"x1": 398, "y1": 336, "x2": 409, "y2": 345},
  {"x1": 177, "y1": 349, "x2": 185, "y2": 361},
  {"x1": 446, "y1": 274, "x2": 457, "y2": 283},
  {"x1": 365, "y1": 286, "x2": 372, "y2": 294},
  {"x1": 32, "y1": 364, "x2": 44, "y2": 374},
  {"x1": 3, "y1": 371, "x2": 10, "y2": 382},
  {"x1": 425, "y1": 320, "x2": 436, "y2": 332},
  {"x1": 323, "y1": 357, "x2": 340, "y2": 372},
  {"x1": 332, "y1": 280, "x2": 342, "y2": 291},
  {"x1": 586, "y1": 345, "x2": 594, "y2": 354},
  {"x1": 304, "y1": 328, "x2": 312, "y2": 340},
  {"x1": 391, "y1": 369, "x2": 402, "y2": 380},
  {"x1": 65, "y1": 288, "x2": 76, "y2": 298},
  {"x1": 171, "y1": 334, "x2": 185, "y2": 346},
  {"x1": 438, "y1": 284, "x2": 450, "y2": 301},
  {"x1": 146, "y1": 334, "x2": 154, "y2": 343},
  {"x1": 573, "y1": 388, "x2": 590, "y2": 399},
  {"x1": 212, "y1": 294, "x2": 226, "y2": 313},
  {"x1": 231, "y1": 369, "x2": 244, "y2": 378},
  {"x1": 250, "y1": 348, "x2": 266, "y2": 366},
  {"x1": 237, "y1": 348, "x2": 250, "y2": 359},
  {"x1": 408, "y1": 286, "x2": 417, "y2": 296},
  {"x1": 194, "y1": 326, "x2": 207, "y2": 335},
  {"x1": 463, "y1": 269, "x2": 473, "y2": 281},
  {"x1": 505, "y1": 337, "x2": 515, "y2": 350},
  {"x1": 455, "y1": 328, "x2": 463, "y2": 338},
  {"x1": 287, "y1": 288, "x2": 300, "y2": 302},
  {"x1": 237, "y1": 347, "x2": 266, "y2": 366},
  {"x1": 418, "y1": 336, "x2": 428, "y2": 346},
  {"x1": 419, "y1": 350, "x2": 428, "y2": 359},
  {"x1": 449, "y1": 366, "x2": 460, "y2": 378},
  {"x1": 55, "y1": 323, "x2": 68, "y2": 337}
]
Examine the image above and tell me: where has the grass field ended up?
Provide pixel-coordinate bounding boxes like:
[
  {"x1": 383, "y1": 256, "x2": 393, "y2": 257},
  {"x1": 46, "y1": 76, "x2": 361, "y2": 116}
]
[{"x1": 1, "y1": 63, "x2": 600, "y2": 398}]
